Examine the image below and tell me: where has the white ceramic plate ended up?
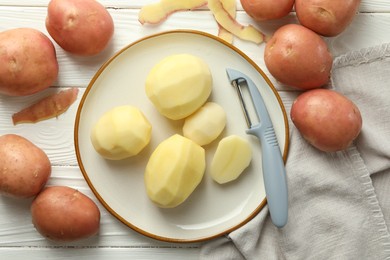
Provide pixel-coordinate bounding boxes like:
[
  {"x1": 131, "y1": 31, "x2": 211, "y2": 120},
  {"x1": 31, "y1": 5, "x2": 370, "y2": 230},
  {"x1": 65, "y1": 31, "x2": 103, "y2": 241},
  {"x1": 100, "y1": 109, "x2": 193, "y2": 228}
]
[{"x1": 74, "y1": 30, "x2": 289, "y2": 243}]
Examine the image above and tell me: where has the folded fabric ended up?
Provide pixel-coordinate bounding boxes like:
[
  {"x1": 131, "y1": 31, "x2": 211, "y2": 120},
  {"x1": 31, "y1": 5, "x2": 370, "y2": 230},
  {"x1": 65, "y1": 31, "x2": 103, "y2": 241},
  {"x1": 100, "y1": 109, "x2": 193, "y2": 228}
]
[{"x1": 200, "y1": 43, "x2": 390, "y2": 259}]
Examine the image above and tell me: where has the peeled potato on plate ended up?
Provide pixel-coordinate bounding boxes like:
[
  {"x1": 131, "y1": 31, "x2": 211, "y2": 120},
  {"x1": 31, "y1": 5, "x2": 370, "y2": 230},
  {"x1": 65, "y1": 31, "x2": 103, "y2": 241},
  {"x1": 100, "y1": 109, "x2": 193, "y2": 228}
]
[
  {"x1": 145, "y1": 134, "x2": 205, "y2": 208},
  {"x1": 90, "y1": 105, "x2": 152, "y2": 160},
  {"x1": 183, "y1": 102, "x2": 226, "y2": 146},
  {"x1": 145, "y1": 54, "x2": 212, "y2": 120},
  {"x1": 210, "y1": 135, "x2": 252, "y2": 184}
]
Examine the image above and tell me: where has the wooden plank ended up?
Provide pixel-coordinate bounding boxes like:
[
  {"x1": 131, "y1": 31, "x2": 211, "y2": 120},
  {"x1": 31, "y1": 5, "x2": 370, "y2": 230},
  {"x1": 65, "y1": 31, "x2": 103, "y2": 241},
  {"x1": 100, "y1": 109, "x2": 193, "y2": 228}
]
[{"x1": 0, "y1": 247, "x2": 201, "y2": 260}]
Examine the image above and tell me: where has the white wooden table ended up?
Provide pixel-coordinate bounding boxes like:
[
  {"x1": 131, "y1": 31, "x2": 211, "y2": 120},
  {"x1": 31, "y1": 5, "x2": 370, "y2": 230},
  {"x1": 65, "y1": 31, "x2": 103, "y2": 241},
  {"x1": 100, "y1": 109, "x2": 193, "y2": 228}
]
[{"x1": 0, "y1": 1, "x2": 389, "y2": 259}]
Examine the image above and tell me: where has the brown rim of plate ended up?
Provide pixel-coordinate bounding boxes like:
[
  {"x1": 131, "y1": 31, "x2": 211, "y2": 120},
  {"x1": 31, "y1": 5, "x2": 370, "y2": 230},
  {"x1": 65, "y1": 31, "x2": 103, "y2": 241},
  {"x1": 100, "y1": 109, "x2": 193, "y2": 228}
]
[{"x1": 74, "y1": 29, "x2": 290, "y2": 243}]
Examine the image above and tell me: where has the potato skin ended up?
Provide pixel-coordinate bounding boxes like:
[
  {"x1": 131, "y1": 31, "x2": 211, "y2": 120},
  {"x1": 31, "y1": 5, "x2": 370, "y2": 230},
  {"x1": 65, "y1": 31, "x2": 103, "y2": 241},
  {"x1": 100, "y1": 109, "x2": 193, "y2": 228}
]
[
  {"x1": 0, "y1": 134, "x2": 51, "y2": 198},
  {"x1": 240, "y1": 0, "x2": 294, "y2": 21},
  {"x1": 31, "y1": 186, "x2": 100, "y2": 242},
  {"x1": 264, "y1": 24, "x2": 333, "y2": 90},
  {"x1": 0, "y1": 28, "x2": 58, "y2": 96},
  {"x1": 46, "y1": 0, "x2": 114, "y2": 56},
  {"x1": 290, "y1": 89, "x2": 362, "y2": 152},
  {"x1": 295, "y1": 0, "x2": 361, "y2": 37}
]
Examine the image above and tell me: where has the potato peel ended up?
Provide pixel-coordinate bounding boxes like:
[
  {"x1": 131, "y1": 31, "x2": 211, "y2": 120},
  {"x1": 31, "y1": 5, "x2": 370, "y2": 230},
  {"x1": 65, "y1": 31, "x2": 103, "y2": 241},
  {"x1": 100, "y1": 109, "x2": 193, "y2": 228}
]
[
  {"x1": 12, "y1": 88, "x2": 79, "y2": 125},
  {"x1": 217, "y1": 0, "x2": 236, "y2": 44},
  {"x1": 138, "y1": 0, "x2": 266, "y2": 45},
  {"x1": 139, "y1": 0, "x2": 208, "y2": 24},
  {"x1": 208, "y1": 0, "x2": 265, "y2": 44}
]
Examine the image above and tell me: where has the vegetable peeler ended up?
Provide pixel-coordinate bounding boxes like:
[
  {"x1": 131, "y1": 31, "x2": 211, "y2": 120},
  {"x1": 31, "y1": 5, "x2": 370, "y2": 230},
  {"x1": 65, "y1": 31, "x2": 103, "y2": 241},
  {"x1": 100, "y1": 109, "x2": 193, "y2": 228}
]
[{"x1": 226, "y1": 68, "x2": 288, "y2": 228}]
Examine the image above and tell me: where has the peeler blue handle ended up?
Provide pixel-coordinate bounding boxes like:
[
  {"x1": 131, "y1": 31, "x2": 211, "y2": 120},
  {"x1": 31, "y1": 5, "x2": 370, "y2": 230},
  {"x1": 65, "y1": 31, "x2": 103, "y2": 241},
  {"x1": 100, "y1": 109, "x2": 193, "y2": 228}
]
[
  {"x1": 226, "y1": 68, "x2": 288, "y2": 228},
  {"x1": 247, "y1": 125, "x2": 288, "y2": 228}
]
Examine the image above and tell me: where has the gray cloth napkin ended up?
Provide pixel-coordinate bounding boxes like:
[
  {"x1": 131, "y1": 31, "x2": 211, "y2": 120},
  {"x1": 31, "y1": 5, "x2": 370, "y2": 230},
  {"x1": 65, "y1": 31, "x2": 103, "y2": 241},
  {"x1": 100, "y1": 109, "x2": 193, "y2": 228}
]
[{"x1": 200, "y1": 43, "x2": 390, "y2": 259}]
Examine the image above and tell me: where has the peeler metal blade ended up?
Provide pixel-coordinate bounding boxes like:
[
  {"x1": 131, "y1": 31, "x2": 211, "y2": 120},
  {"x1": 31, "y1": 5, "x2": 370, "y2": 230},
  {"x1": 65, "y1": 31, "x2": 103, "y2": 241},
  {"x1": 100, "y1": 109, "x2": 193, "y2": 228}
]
[{"x1": 226, "y1": 68, "x2": 288, "y2": 228}]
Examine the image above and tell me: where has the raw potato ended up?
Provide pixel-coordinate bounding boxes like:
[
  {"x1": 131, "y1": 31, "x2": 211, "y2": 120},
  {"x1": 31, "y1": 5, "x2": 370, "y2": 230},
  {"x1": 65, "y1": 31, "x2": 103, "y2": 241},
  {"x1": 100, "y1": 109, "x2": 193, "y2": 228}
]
[
  {"x1": 290, "y1": 89, "x2": 362, "y2": 152},
  {"x1": 145, "y1": 134, "x2": 205, "y2": 208},
  {"x1": 145, "y1": 54, "x2": 212, "y2": 120},
  {"x1": 46, "y1": 0, "x2": 114, "y2": 56},
  {"x1": 240, "y1": 0, "x2": 294, "y2": 21},
  {"x1": 91, "y1": 105, "x2": 152, "y2": 160},
  {"x1": 210, "y1": 135, "x2": 252, "y2": 184},
  {"x1": 295, "y1": 0, "x2": 361, "y2": 37},
  {"x1": 183, "y1": 102, "x2": 226, "y2": 146},
  {"x1": 31, "y1": 186, "x2": 100, "y2": 242},
  {"x1": 264, "y1": 24, "x2": 333, "y2": 90},
  {"x1": 0, "y1": 134, "x2": 51, "y2": 198},
  {"x1": 0, "y1": 28, "x2": 58, "y2": 96}
]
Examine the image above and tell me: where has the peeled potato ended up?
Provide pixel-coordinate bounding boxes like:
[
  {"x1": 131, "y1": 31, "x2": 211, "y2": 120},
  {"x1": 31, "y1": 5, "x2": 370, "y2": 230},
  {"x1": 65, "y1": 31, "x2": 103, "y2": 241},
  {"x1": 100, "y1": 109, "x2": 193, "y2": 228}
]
[
  {"x1": 210, "y1": 135, "x2": 252, "y2": 184},
  {"x1": 145, "y1": 54, "x2": 212, "y2": 120},
  {"x1": 145, "y1": 134, "x2": 205, "y2": 208},
  {"x1": 91, "y1": 105, "x2": 152, "y2": 160},
  {"x1": 183, "y1": 102, "x2": 226, "y2": 146}
]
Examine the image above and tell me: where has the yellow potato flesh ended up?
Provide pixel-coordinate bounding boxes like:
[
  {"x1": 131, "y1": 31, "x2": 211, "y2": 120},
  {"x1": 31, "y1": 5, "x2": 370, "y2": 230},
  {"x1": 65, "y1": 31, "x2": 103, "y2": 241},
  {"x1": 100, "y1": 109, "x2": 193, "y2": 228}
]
[
  {"x1": 208, "y1": 0, "x2": 264, "y2": 44},
  {"x1": 138, "y1": 0, "x2": 208, "y2": 24},
  {"x1": 210, "y1": 135, "x2": 252, "y2": 184},
  {"x1": 145, "y1": 134, "x2": 205, "y2": 208},
  {"x1": 145, "y1": 54, "x2": 212, "y2": 120},
  {"x1": 183, "y1": 102, "x2": 226, "y2": 146},
  {"x1": 91, "y1": 105, "x2": 152, "y2": 160}
]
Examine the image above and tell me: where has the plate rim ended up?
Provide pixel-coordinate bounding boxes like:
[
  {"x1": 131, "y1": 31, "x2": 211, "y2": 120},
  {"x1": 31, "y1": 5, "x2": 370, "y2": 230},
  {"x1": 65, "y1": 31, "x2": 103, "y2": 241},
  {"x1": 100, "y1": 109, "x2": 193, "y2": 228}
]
[{"x1": 74, "y1": 29, "x2": 290, "y2": 243}]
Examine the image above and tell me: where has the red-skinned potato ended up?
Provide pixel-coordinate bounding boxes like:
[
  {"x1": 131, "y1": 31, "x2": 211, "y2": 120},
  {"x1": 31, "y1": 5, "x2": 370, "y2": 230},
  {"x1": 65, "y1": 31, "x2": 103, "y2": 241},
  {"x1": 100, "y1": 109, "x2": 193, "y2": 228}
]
[
  {"x1": 264, "y1": 24, "x2": 333, "y2": 90},
  {"x1": 295, "y1": 0, "x2": 361, "y2": 37},
  {"x1": 0, "y1": 134, "x2": 51, "y2": 198},
  {"x1": 0, "y1": 28, "x2": 58, "y2": 96},
  {"x1": 290, "y1": 89, "x2": 362, "y2": 152},
  {"x1": 240, "y1": 0, "x2": 294, "y2": 21},
  {"x1": 46, "y1": 0, "x2": 114, "y2": 56},
  {"x1": 31, "y1": 186, "x2": 100, "y2": 242}
]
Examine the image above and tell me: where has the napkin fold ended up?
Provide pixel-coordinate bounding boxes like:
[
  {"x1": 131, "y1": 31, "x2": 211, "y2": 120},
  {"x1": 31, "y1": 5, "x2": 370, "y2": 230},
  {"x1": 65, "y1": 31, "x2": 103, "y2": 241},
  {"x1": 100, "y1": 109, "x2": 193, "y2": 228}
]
[{"x1": 200, "y1": 43, "x2": 390, "y2": 259}]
